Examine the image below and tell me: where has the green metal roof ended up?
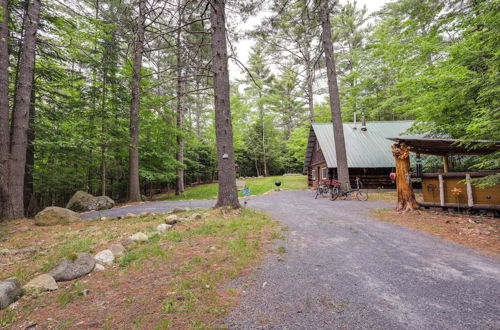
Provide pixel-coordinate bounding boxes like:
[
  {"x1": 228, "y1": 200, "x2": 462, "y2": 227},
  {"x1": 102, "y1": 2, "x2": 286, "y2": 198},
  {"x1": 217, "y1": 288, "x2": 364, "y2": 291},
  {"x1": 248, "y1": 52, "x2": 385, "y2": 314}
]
[{"x1": 307, "y1": 121, "x2": 421, "y2": 168}]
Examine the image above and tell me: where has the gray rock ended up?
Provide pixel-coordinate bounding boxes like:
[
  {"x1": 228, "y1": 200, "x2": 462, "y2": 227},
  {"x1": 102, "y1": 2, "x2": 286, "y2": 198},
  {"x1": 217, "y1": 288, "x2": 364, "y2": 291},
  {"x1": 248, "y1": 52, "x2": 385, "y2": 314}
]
[
  {"x1": 121, "y1": 238, "x2": 134, "y2": 248},
  {"x1": 129, "y1": 232, "x2": 148, "y2": 242},
  {"x1": 157, "y1": 223, "x2": 172, "y2": 234},
  {"x1": 147, "y1": 231, "x2": 159, "y2": 239},
  {"x1": 108, "y1": 244, "x2": 126, "y2": 258},
  {"x1": 49, "y1": 253, "x2": 95, "y2": 281},
  {"x1": 66, "y1": 191, "x2": 114, "y2": 212},
  {"x1": 172, "y1": 207, "x2": 186, "y2": 213},
  {"x1": 94, "y1": 249, "x2": 114, "y2": 265},
  {"x1": 34, "y1": 207, "x2": 80, "y2": 226},
  {"x1": 139, "y1": 212, "x2": 151, "y2": 218},
  {"x1": 191, "y1": 213, "x2": 202, "y2": 220},
  {"x1": 24, "y1": 274, "x2": 58, "y2": 292},
  {"x1": 202, "y1": 213, "x2": 211, "y2": 218},
  {"x1": 124, "y1": 213, "x2": 136, "y2": 219},
  {"x1": 94, "y1": 264, "x2": 105, "y2": 272},
  {"x1": 164, "y1": 214, "x2": 179, "y2": 225},
  {"x1": 0, "y1": 279, "x2": 23, "y2": 309}
]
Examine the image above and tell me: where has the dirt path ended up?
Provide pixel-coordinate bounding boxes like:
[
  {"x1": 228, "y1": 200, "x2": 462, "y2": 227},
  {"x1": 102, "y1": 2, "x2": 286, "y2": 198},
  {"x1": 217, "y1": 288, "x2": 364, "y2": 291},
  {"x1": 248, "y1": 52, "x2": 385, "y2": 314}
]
[{"x1": 80, "y1": 190, "x2": 500, "y2": 329}]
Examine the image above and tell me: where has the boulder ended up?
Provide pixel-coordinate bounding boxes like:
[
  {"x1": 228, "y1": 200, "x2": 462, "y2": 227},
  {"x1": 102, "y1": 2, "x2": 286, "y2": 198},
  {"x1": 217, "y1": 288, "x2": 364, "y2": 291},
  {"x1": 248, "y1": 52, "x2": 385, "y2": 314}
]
[
  {"x1": 49, "y1": 253, "x2": 95, "y2": 281},
  {"x1": 124, "y1": 213, "x2": 136, "y2": 219},
  {"x1": 66, "y1": 191, "x2": 114, "y2": 212},
  {"x1": 109, "y1": 244, "x2": 126, "y2": 258},
  {"x1": 34, "y1": 207, "x2": 80, "y2": 226},
  {"x1": 129, "y1": 232, "x2": 148, "y2": 242},
  {"x1": 139, "y1": 212, "x2": 151, "y2": 218},
  {"x1": 0, "y1": 279, "x2": 23, "y2": 309},
  {"x1": 172, "y1": 207, "x2": 187, "y2": 213},
  {"x1": 23, "y1": 274, "x2": 58, "y2": 292},
  {"x1": 164, "y1": 215, "x2": 179, "y2": 225},
  {"x1": 157, "y1": 224, "x2": 171, "y2": 234},
  {"x1": 94, "y1": 250, "x2": 114, "y2": 265}
]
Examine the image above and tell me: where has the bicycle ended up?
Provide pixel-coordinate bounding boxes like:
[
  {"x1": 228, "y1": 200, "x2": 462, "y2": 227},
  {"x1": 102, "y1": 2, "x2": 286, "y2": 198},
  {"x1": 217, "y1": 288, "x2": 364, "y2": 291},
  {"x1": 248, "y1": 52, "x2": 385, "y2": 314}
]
[
  {"x1": 315, "y1": 179, "x2": 331, "y2": 199},
  {"x1": 330, "y1": 177, "x2": 368, "y2": 201}
]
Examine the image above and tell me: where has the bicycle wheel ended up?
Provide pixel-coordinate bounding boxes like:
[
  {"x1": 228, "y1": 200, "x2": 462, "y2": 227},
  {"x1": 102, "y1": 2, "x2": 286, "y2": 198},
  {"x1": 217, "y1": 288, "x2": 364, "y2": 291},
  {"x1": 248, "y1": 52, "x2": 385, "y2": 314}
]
[
  {"x1": 356, "y1": 191, "x2": 368, "y2": 201},
  {"x1": 320, "y1": 187, "x2": 329, "y2": 198},
  {"x1": 330, "y1": 187, "x2": 339, "y2": 201},
  {"x1": 339, "y1": 191, "x2": 349, "y2": 200},
  {"x1": 314, "y1": 187, "x2": 320, "y2": 199}
]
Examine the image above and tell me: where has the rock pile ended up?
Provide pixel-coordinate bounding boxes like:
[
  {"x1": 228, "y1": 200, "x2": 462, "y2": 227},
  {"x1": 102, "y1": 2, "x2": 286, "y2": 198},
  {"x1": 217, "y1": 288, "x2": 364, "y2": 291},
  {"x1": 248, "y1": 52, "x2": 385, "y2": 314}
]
[{"x1": 66, "y1": 191, "x2": 114, "y2": 212}]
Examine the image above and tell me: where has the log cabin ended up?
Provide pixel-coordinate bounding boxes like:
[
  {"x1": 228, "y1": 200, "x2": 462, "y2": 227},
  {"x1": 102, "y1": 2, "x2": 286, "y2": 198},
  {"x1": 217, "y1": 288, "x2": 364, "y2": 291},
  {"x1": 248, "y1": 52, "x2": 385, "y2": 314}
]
[{"x1": 304, "y1": 121, "x2": 420, "y2": 188}]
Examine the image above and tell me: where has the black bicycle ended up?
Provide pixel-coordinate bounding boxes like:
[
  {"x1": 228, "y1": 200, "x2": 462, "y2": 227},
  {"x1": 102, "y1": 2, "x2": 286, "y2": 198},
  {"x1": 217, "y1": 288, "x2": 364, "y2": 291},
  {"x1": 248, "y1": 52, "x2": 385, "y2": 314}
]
[{"x1": 330, "y1": 177, "x2": 368, "y2": 201}]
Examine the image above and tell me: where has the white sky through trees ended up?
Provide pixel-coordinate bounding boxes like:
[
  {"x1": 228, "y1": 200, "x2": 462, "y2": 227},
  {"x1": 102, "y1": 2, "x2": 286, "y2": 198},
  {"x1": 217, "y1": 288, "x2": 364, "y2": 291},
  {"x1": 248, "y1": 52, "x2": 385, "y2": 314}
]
[{"x1": 229, "y1": 0, "x2": 391, "y2": 81}]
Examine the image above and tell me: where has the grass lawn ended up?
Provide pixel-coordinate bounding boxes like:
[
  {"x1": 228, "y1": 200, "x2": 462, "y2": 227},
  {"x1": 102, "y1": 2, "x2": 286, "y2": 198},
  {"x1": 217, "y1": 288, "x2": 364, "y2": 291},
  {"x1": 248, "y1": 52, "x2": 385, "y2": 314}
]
[
  {"x1": 156, "y1": 175, "x2": 308, "y2": 201},
  {"x1": 0, "y1": 209, "x2": 282, "y2": 329}
]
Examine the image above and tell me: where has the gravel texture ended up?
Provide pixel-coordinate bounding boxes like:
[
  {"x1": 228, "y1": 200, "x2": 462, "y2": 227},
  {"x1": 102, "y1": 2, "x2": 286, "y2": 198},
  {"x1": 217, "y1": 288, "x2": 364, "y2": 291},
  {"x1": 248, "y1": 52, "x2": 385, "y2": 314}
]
[
  {"x1": 225, "y1": 190, "x2": 500, "y2": 329},
  {"x1": 80, "y1": 190, "x2": 500, "y2": 329}
]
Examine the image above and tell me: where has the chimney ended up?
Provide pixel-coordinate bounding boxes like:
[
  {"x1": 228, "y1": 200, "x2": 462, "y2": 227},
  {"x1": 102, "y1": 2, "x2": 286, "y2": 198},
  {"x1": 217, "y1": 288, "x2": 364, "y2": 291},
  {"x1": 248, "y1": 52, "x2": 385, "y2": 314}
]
[{"x1": 361, "y1": 109, "x2": 367, "y2": 131}]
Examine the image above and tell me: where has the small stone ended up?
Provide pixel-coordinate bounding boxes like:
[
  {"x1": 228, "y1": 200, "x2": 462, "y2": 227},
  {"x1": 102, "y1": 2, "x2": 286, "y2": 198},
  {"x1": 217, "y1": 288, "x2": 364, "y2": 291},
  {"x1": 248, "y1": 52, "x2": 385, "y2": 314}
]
[
  {"x1": 0, "y1": 279, "x2": 23, "y2": 309},
  {"x1": 109, "y1": 244, "x2": 126, "y2": 258},
  {"x1": 140, "y1": 212, "x2": 151, "y2": 218},
  {"x1": 24, "y1": 274, "x2": 58, "y2": 292},
  {"x1": 121, "y1": 238, "x2": 134, "y2": 248},
  {"x1": 202, "y1": 213, "x2": 210, "y2": 218},
  {"x1": 124, "y1": 213, "x2": 136, "y2": 219},
  {"x1": 165, "y1": 215, "x2": 179, "y2": 225},
  {"x1": 94, "y1": 264, "x2": 105, "y2": 272},
  {"x1": 157, "y1": 224, "x2": 172, "y2": 234},
  {"x1": 129, "y1": 232, "x2": 148, "y2": 242},
  {"x1": 209, "y1": 246, "x2": 217, "y2": 251},
  {"x1": 147, "y1": 231, "x2": 159, "y2": 239},
  {"x1": 191, "y1": 213, "x2": 202, "y2": 220},
  {"x1": 172, "y1": 207, "x2": 186, "y2": 213},
  {"x1": 94, "y1": 250, "x2": 114, "y2": 265},
  {"x1": 49, "y1": 253, "x2": 95, "y2": 282},
  {"x1": 82, "y1": 289, "x2": 90, "y2": 297},
  {"x1": 100, "y1": 217, "x2": 108, "y2": 221}
]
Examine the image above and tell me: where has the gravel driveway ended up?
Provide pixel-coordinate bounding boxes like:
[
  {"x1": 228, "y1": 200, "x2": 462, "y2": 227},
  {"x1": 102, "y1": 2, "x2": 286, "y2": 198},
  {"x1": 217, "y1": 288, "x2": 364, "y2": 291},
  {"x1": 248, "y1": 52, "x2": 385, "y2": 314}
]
[
  {"x1": 80, "y1": 190, "x2": 500, "y2": 329},
  {"x1": 225, "y1": 190, "x2": 500, "y2": 329}
]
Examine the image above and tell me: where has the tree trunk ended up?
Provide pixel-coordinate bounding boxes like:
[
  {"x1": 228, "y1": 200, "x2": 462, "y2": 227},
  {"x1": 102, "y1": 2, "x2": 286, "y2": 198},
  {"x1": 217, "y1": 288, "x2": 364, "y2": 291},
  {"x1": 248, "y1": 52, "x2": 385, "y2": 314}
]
[
  {"x1": 319, "y1": 0, "x2": 350, "y2": 190},
  {"x1": 0, "y1": 0, "x2": 10, "y2": 220},
  {"x1": 306, "y1": 66, "x2": 315, "y2": 123},
  {"x1": 392, "y1": 143, "x2": 418, "y2": 212},
  {"x1": 24, "y1": 69, "x2": 36, "y2": 216},
  {"x1": 128, "y1": 0, "x2": 145, "y2": 202},
  {"x1": 8, "y1": 0, "x2": 41, "y2": 219},
  {"x1": 210, "y1": 0, "x2": 240, "y2": 209},
  {"x1": 175, "y1": 2, "x2": 185, "y2": 195}
]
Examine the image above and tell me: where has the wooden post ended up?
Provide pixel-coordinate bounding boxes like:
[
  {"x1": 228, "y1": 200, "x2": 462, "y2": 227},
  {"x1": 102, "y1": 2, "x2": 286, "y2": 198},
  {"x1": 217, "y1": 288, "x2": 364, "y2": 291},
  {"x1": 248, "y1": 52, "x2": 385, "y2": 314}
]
[
  {"x1": 465, "y1": 173, "x2": 474, "y2": 208},
  {"x1": 392, "y1": 143, "x2": 419, "y2": 212},
  {"x1": 438, "y1": 174, "x2": 445, "y2": 206},
  {"x1": 443, "y1": 156, "x2": 449, "y2": 173}
]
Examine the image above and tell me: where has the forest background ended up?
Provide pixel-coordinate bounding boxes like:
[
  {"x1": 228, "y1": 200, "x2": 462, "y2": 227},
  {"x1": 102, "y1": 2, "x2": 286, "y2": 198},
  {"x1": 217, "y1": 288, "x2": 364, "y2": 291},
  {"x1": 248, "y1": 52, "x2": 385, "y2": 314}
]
[{"x1": 0, "y1": 0, "x2": 497, "y2": 216}]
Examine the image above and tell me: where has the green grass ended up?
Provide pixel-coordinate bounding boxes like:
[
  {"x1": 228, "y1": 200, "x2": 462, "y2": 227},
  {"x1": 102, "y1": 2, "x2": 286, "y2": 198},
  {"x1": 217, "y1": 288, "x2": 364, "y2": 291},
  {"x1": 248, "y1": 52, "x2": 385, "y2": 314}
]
[{"x1": 156, "y1": 175, "x2": 307, "y2": 201}]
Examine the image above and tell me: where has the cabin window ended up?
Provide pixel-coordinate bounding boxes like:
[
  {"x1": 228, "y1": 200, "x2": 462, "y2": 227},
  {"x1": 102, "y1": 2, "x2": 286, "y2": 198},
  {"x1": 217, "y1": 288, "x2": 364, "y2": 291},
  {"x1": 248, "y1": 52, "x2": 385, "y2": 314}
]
[
  {"x1": 321, "y1": 167, "x2": 328, "y2": 180},
  {"x1": 311, "y1": 169, "x2": 317, "y2": 180}
]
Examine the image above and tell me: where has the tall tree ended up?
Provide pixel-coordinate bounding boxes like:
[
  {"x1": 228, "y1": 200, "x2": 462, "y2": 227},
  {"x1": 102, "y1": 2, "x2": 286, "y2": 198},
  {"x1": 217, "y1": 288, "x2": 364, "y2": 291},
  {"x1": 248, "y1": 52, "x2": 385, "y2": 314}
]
[
  {"x1": 5, "y1": 0, "x2": 42, "y2": 219},
  {"x1": 0, "y1": 0, "x2": 10, "y2": 220},
  {"x1": 175, "y1": 0, "x2": 185, "y2": 195},
  {"x1": 210, "y1": 0, "x2": 239, "y2": 208},
  {"x1": 319, "y1": 0, "x2": 350, "y2": 189},
  {"x1": 129, "y1": 0, "x2": 146, "y2": 202}
]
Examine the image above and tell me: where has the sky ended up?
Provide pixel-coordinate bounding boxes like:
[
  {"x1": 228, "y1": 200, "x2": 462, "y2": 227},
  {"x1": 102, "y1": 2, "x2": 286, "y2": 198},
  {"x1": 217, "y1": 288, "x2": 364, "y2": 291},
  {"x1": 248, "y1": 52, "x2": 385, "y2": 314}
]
[{"x1": 229, "y1": 0, "x2": 391, "y2": 80}]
